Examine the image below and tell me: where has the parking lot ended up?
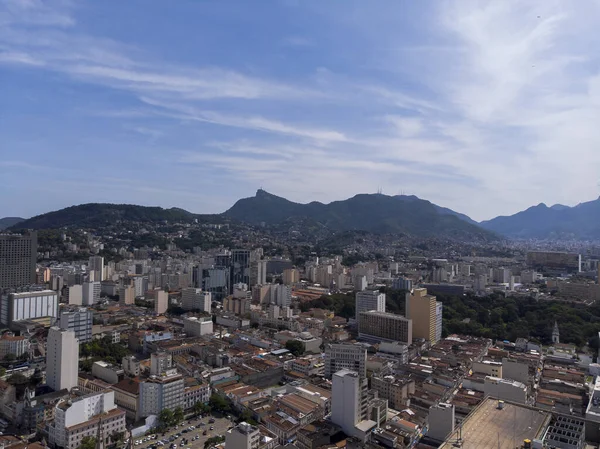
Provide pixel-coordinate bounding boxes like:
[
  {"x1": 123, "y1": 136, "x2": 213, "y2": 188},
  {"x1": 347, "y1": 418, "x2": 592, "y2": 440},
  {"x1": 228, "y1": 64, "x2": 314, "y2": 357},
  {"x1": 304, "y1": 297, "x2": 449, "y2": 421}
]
[{"x1": 133, "y1": 415, "x2": 233, "y2": 449}]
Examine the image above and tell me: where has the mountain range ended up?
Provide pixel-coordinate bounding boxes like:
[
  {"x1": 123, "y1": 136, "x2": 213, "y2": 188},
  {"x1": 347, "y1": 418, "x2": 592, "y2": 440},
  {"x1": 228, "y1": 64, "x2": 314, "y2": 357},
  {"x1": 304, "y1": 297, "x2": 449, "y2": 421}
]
[{"x1": 5, "y1": 190, "x2": 600, "y2": 240}]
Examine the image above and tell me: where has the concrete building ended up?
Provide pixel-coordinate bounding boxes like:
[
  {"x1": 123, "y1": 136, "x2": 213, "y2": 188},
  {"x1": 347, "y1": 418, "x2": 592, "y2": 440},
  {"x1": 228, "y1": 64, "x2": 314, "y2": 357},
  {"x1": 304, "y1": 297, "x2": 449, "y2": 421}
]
[
  {"x1": 483, "y1": 376, "x2": 527, "y2": 404},
  {"x1": 282, "y1": 268, "x2": 300, "y2": 286},
  {"x1": 59, "y1": 307, "x2": 93, "y2": 343},
  {"x1": 0, "y1": 232, "x2": 37, "y2": 290},
  {"x1": 358, "y1": 311, "x2": 412, "y2": 344},
  {"x1": 122, "y1": 355, "x2": 141, "y2": 377},
  {"x1": 472, "y1": 360, "x2": 503, "y2": 378},
  {"x1": 139, "y1": 370, "x2": 185, "y2": 417},
  {"x1": 331, "y1": 369, "x2": 373, "y2": 441},
  {"x1": 183, "y1": 316, "x2": 213, "y2": 337},
  {"x1": 0, "y1": 333, "x2": 29, "y2": 359},
  {"x1": 92, "y1": 361, "x2": 124, "y2": 384},
  {"x1": 67, "y1": 285, "x2": 83, "y2": 306},
  {"x1": 392, "y1": 277, "x2": 413, "y2": 291},
  {"x1": 88, "y1": 256, "x2": 104, "y2": 282},
  {"x1": 0, "y1": 290, "x2": 58, "y2": 327},
  {"x1": 324, "y1": 343, "x2": 367, "y2": 379},
  {"x1": 370, "y1": 376, "x2": 414, "y2": 410},
  {"x1": 119, "y1": 285, "x2": 135, "y2": 305},
  {"x1": 270, "y1": 284, "x2": 292, "y2": 308},
  {"x1": 406, "y1": 288, "x2": 440, "y2": 344},
  {"x1": 155, "y1": 290, "x2": 168, "y2": 315},
  {"x1": 231, "y1": 249, "x2": 251, "y2": 290},
  {"x1": 226, "y1": 421, "x2": 261, "y2": 449},
  {"x1": 181, "y1": 288, "x2": 211, "y2": 312},
  {"x1": 355, "y1": 290, "x2": 385, "y2": 321},
  {"x1": 46, "y1": 327, "x2": 79, "y2": 392},
  {"x1": 250, "y1": 260, "x2": 267, "y2": 287},
  {"x1": 48, "y1": 390, "x2": 126, "y2": 449},
  {"x1": 82, "y1": 281, "x2": 100, "y2": 306},
  {"x1": 428, "y1": 403, "x2": 455, "y2": 442}
]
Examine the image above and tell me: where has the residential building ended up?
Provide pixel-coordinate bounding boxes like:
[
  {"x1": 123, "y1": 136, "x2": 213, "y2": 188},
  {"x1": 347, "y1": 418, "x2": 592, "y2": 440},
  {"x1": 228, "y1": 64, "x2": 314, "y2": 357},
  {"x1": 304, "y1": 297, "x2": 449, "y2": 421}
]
[
  {"x1": 270, "y1": 284, "x2": 292, "y2": 307},
  {"x1": 112, "y1": 377, "x2": 141, "y2": 421},
  {"x1": 355, "y1": 290, "x2": 385, "y2": 321},
  {"x1": 0, "y1": 333, "x2": 29, "y2": 359},
  {"x1": 324, "y1": 343, "x2": 367, "y2": 379},
  {"x1": 392, "y1": 277, "x2": 413, "y2": 291},
  {"x1": 91, "y1": 361, "x2": 124, "y2": 384},
  {"x1": 226, "y1": 422, "x2": 261, "y2": 449},
  {"x1": 250, "y1": 260, "x2": 267, "y2": 287},
  {"x1": 0, "y1": 290, "x2": 58, "y2": 327},
  {"x1": 406, "y1": 288, "x2": 439, "y2": 344},
  {"x1": 182, "y1": 316, "x2": 213, "y2": 337},
  {"x1": 370, "y1": 376, "x2": 415, "y2": 410},
  {"x1": 48, "y1": 390, "x2": 126, "y2": 449},
  {"x1": 183, "y1": 381, "x2": 210, "y2": 410},
  {"x1": 231, "y1": 249, "x2": 251, "y2": 290},
  {"x1": 67, "y1": 285, "x2": 83, "y2": 306},
  {"x1": 118, "y1": 285, "x2": 135, "y2": 305},
  {"x1": 181, "y1": 288, "x2": 211, "y2": 312},
  {"x1": 59, "y1": 307, "x2": 93, "y2": 343},
  {"x1": 428, "y1": 403, "x2": 455, "y2": 442},
  {"x1": 331, "y1": 369, "x2": 372, "y2": 440},
  {"x1": 155, "y1": 290, "x2": 168, "y2": 314},
  {"x1": 139, "y1": 370, "x2": 185, "y2": 417},
  {"x1": 282, "y1": 269, "x2": 300, "y2": 285},
  {"x1": 0, "y1": 232, "x2": 37, "y2": 290},
  {"x1": 358, "y1": 311, "x2": 412, "y2": 344},
  {"x1": 88, "y1": 256, "x2": 104, "y2": 282},
  {"x1": 46, "y1": 327, "x2": 79, "y2": 392},
  {"x1": 82, "y1": 281, "x2": 100, "y2": 306},
  {"x1": 122, "y1": 355, "x2": 140, "y2": 377}
]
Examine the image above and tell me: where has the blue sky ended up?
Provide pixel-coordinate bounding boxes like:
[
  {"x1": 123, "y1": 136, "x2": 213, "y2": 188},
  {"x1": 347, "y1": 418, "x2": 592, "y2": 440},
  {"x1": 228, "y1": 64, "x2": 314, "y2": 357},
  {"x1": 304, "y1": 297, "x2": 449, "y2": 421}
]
[{"x1": 2, "y1": 0, "x2": 600, "y2": 221}]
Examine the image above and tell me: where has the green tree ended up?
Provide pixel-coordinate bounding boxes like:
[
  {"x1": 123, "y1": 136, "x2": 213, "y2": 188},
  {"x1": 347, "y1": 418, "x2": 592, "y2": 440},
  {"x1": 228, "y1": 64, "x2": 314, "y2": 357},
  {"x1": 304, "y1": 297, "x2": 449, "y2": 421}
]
[
  {"x1": 209, "y1": 393, "x2": 231, "y2": 413},
  {"x1": 193, "y1": 401, "x2": 210, "y2": 416},
  {"x1": 79, "y1": 437, "x2": 96, "y2": 449},
  {"x1": 0, "y1": 367, "x2": 6, "y2": 377},
  {"x1": 285, "y1": 340, "x2": 305, "y2": 357},
  {"x1": 204, "y1": 436, "x2": 225, "y2": 449},
  {"x1": 173, "y1": 407, "x2": 184, "y2": 424},
  {"x1": 3, "y1": 354, "x2": 16, "y2": 362},
  {"x1": 112, "y1": 431, "x2": 125, "y2": 443},
  {"x1": 159, "y1": 408, "x2": 174, "y2": 427}
]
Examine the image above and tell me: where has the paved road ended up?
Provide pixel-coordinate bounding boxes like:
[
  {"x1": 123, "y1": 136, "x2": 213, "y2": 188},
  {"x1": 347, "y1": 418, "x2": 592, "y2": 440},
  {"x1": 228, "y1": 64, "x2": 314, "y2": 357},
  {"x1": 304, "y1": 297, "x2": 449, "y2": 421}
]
[{"x1": 133, "y1": 416, "x2": 233, "y2": 449}]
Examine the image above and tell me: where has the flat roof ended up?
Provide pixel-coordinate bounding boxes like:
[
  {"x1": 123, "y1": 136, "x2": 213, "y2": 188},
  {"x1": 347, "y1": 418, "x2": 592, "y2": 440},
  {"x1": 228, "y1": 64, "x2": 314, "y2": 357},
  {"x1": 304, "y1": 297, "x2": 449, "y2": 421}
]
[{"x1": 439, "y1": 398, "x2": 551, "y2": 449}]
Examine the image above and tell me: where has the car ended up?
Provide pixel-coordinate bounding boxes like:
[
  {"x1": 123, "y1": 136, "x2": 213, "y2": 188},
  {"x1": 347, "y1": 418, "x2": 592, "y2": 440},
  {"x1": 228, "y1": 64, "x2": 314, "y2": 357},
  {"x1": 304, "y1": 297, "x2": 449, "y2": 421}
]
[
  {"x1": 209, "y1": 426, "x2": 214, "y2": 431},
  {"x1": 209, "y1": 419, "x2": 215, "y2": 424},
  {"x1": 199, "y1": 422, "x2": 205, "y2": 426},
  {"x1": 182, "y1": 430, "x2": 188, "y2": 434},
  {"x1": 202, "y1": 431, "x2": 207, "y2": 436},
  {"x1": 180, "y1": 443, "x2": 185, "y2": 447}
]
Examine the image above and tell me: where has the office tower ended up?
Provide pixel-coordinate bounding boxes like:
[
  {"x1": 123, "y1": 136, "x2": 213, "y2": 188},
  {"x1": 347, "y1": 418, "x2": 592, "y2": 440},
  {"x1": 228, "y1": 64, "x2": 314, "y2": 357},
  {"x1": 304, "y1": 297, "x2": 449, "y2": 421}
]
[
  {"x1": 59, "y1": 307, "x2": 93, "y2": 343},
  {"x1": 353, "y1": 275, "x2": 367, "y2": 291},
  {"x1": 183, "y1": 316, "x2": 213, "y2": 337},
  {"x1": 250, "y1": 260, "x2": 267, "y2": 287},
  {"x1": 0, "y1": 290, "x2": 58, "y2": 327},
  {"x1": 155, "y1": 290, "x2": 168, "y2": 314},
  {"x1": 436, "y1": 301, "x2": 443, "y2": 343},
  {"x1": 202, "y1": 267, "x2": 229, "y2": 301},
  {"x1": 139, "y1": 371, "x2": 184, "y2": 417},
  {"x1": 0, "y1": 232, "x2": 37, "y2": 290},
  {"x1": 358, "y1": 311, "x2": 412, "y2": 344},
  {"x1": 428, "y1": 403, "x2": 455, "y2": 442},
  {"x1": 67, "y1": 285, "x2": 83, "y2": 305},
  {"x1": 88, "y1": 256, "x2": 104, "y2": 282},
  {"x1": 324, "y1": 343, "x2": 367, "y2": 379},
  {"x1": 46, "y1": 326, "x2": 79, "y2": 392},
  {"x1": 226, "y1": 422, "x2": 261, "y2": 449},
  {"x1": 231, "y1": 249, "x2": 251, "y2": 291},
  {"x1": 355, "y1": 290, "x2": 385, "y2": 321},
  {"x1": 406, "y1": 288, "x2": 439, "y2": 344},
  {"x1": 181, "y1": 288, "x2": 211, "y2": 312},
  {"x1": 282, "y1": 268, "x2": 300, "y2": 285},
  {"x1": 82, "y1": 281, "x2": 100, "y2": 306},
  {"x1": 270, "y1": 284, "x2": 291, "y2": 307},
  {"x1": 331, "y1": 369, "x2": 368, "y2": 438},
  {"x1": 119, "y1": 285, "x2": 135, "y2": 305},
  {"x1": 392, "y1": 277, "x2": 413, "y2": 291}
]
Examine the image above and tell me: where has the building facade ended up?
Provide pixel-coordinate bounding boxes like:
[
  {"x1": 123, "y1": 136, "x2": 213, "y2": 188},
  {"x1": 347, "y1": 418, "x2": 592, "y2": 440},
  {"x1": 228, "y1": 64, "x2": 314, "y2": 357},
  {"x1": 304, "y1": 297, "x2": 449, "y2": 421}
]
[
  {"x1": 324, "y1": 344, "x2": 367, "y2": 379},
  {"x1": 46, "y1": 327, "x2": 79, "y2": 392},
  {"x1": 0, "y1": 232, "x2": 37, "y2": 290},
  {"x1": 355, "y1": 291, "x2": 385, "y2": 321},
  {"x1": 358, "y1": 311, "x2": 412, "y2": 344},
  {"x1": 181, "y1": 288, "x2": 211, "y2": 312},
  {"x1": 0, "y1": 290, "x2": 59, "y2": 327},
  {"x1": 406, "y1": 288, "x2": 439, "y2": 344},
  {"x1": 59, "y1": 308, "x2": 93, "y2": 343}
]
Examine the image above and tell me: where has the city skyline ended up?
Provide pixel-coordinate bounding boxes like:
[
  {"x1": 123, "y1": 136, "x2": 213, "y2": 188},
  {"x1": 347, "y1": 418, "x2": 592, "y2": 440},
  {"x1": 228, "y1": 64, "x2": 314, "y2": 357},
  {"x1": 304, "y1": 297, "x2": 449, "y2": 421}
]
[{"x1": 3, "y1": 1, "x2": 600, "y2": 220}]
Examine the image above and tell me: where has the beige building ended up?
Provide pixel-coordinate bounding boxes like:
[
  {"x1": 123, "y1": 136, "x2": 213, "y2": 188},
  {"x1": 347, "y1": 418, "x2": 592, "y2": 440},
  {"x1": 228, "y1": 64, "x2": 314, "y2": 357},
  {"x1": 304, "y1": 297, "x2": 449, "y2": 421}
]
[
  {"x1": 406, "y1": 288, "x2": 439, "y2": 344},
  {"x1": 370, "y1": 376, "x2": 415, "y2": 410},
  {"x1": 282, "y1": 269, "x2": 300, "y2": 285},
  {"x1": 358, "y1": 311, "x2": 412, "y2": 344},
  {"x1": 472, "y1": 360, "x2": 503, "y2": 378},
  {"x1": 119, "y1": 285, "x2": 135, "y2": 305},
  {"x1": 155, "y1": 290, "x2": 168, "y2": 314}
]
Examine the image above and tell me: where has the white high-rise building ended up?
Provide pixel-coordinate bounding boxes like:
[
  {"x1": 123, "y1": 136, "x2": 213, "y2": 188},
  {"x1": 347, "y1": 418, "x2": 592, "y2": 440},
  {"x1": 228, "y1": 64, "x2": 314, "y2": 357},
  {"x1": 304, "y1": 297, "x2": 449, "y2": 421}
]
[
  {"x1": 331, "y1": 369, "x2": 369, "y2": 438},
  {"x1": 355, "y1": 290, "x2": 385, "y2": 320},
  {"x1": 270, "y1": 284, "x2": 292, "y2": 307},
  {"x1": 155, "y1": 290, "x2": 168, "y2": 314},
  {"x1": 46, "y1": 327, "x2": 79, "y2": 392},
  {"x1": 67, "y1": 285, "x2": 83, "y2": 305},
  {"x1": 88, "y1": 256, "x2": 104, "y2": 282},
  {"x1": 181, "y1": 288, "x2": 211, "y2": 313},
  {"x1": 324, "y1": 343, "x2": 367, "y2": 379},
  {"x1": 82, "y1": 281, "x2": 100, "y2": 306},
  {"x1": 140, "y1": 371, "x2": 184, "y2": 417},
  {"x1": 225, "y1": 422, "x2": 261, "y2": 449}
]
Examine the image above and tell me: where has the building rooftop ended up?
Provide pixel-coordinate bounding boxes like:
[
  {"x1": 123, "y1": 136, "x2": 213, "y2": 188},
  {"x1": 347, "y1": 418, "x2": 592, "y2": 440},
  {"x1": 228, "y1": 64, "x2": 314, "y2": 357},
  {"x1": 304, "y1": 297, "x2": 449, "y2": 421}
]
[{"x1": 439, "y1": 398, "x2": 551, "y2": 449}]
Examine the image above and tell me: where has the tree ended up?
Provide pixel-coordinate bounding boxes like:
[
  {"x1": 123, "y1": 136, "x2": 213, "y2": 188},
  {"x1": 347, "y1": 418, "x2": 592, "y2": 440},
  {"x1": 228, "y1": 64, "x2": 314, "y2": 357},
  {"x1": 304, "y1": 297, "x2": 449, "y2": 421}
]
[
  {"x1": 204, "y1": 436, "x2": 225, "y2": 449},
  {"x1": 209, "y1": 393, "x2": 231, "y2": 413},
  {"x1": 79, "y1": 437, "x2": 96, "y2": 449},
  {"x1": 18, "y1": 351, "x2": 29, "y2": 361},
  {"x1": 159, "y1": 408, "x2": 174, "y2": 427},
  {"x1": 285, "y1": 340, "x2": 305, "y2": 357},
  {"x1": 0, "y1": 367, "x2": 6, "y2": 377},
  {"x1": 3, "y1": 354, "x2": 16, "y2": 362},
  {"x1": 173, "y1": 407, "x2": 184, "y2": 424},
  {"x1": 112, "y1": 431, "x2": 125, "y2": 443},
  {"x1": 193, "y1": 401, "x2": 210, "y2": 416}
]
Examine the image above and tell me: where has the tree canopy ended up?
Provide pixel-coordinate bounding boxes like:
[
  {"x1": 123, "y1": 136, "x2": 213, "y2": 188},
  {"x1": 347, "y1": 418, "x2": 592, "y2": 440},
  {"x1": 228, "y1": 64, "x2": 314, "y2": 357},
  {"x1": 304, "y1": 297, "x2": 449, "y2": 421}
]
[{"x1": 285, "y1": 340, "x2": 305, "y2": 357}]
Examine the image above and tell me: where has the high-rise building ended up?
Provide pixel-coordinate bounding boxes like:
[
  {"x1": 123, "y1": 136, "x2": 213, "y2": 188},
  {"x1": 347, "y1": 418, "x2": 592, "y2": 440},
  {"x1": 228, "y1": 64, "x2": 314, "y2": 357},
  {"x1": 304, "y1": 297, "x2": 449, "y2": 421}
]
[
  {"x1": 355, "y1": 290, "x2": 385, "y2": 321},
  {"x1": 82, "y1": 281, "x2": 100, "y2": 306},
  {"x1": 406, "y1": 288, "x2": 439, "y2": 344},
  {"x1": 88, "y1": 256, "x2": 104, "y2": 282},
  {"x1": 231, "y1": 249, "x2": 251, "y2": 291},
  {"x1": 119, "y1": 285, "x2": 135, "y2": 305},
  {"x1": 331, "y1": 369, "x2": 369, "y2": 439},
  {"x1": 0, "y1": 290, "x2": 59, "y2": 327},
  {"x1": 139, "y1": 371, "x2": 184, "y2": 417},
  {"x1": 155, "y1": 290, "x2": 168, "y2": 314},
  {"x1": 270, "y1": 284, "x2": 292, "y2": 307},
  {"x1": 0, "y1": 232, "x2": 37, "y2": 290},
  {"x1": 324, "y1": 343, "x2": 367, "y2": 379},
  {"x1": 183, "y1": 316, "x2": 213, "y2": 337},
  {"x1": 181, "y1": 288, "x2": 211, "y2": 312},
  {"x1": 392, "y1": 277, "x2": 413, "y2": 291},
  {"x1": 226, "y1": 422, "x2": 261, "y2": 449},
  {"x1": 250, "y1": 260, "x2": 267, "y2": 287},
  {"x1": 358, "y1": 311, "x2": 412, "y2": 344},
  {"x1": 46, "y1": 326, "x2": 79, "y2": 392},
  {"x1": 435, "y1": 301, "x2": 443, "y2": 343},
  {"x1": 59, "y1": 307, "x2": 93, "y2": 343},
  {"x1": 150, "y1": 351, "x2": 172, "y2": 375},
  {"x1": 0, "y1": 333, "x2": 30, "y2": 359},
  {"x1": 67, "y1": 285, "x2": 83, "y2": 305},
  {"x1": 282, "y1": 268, "x2": 300, "y2": 285}
]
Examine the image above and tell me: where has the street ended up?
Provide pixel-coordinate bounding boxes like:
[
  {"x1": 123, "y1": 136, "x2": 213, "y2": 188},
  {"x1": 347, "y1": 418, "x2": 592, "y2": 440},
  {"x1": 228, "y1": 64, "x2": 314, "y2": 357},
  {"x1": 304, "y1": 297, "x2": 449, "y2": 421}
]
[{"x1": 133, "y1": 415, "x2": 233, "y2": 449}]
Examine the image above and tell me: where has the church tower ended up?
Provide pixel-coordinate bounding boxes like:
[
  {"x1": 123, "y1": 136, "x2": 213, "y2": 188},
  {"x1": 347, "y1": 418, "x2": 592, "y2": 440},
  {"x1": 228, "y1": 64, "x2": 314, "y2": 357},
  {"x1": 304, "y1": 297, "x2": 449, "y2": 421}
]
[{"x1": 552, "y1": 321, "x2": 560, "y2": 344}]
